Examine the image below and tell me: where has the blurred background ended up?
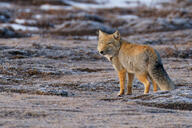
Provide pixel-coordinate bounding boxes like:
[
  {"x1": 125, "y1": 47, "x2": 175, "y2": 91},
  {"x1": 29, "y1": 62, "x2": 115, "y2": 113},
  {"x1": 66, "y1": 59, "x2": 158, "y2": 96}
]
[
  {"x1": 1, "y1": 0, "x2": 192, "y2": 39},
  {"x1": 0, "y1": 1, "x2": 192, "y2": 127}
]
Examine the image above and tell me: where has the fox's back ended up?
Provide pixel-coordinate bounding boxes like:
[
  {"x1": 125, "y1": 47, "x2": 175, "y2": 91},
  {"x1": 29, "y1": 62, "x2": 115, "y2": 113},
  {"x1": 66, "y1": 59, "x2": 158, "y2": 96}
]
[{"x1": 118, "y1": 41, "x2": 159, "y2": 73}]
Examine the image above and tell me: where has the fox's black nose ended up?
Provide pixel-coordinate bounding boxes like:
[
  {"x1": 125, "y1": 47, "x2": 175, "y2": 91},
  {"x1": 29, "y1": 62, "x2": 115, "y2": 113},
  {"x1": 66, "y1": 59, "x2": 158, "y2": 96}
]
[{"x1": 100, "y1": 51, "x2": 104, "y2": 54}]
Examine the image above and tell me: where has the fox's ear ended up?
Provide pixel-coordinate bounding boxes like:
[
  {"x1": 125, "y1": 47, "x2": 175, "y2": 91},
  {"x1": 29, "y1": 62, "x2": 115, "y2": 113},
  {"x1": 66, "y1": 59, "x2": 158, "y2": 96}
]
[
  {"x1": 98, "y1": 30, "x2": 105, "y2": 38},
  {"x1": 113, "y1": 30, "x2": 120, "y2": 40}
]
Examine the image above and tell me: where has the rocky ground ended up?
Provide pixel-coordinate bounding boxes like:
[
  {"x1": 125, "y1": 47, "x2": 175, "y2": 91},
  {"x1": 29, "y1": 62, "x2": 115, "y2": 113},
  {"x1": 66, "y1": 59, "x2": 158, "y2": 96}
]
[{"x1": 0, "y1": 0, "x2": 192, "y2": 127}]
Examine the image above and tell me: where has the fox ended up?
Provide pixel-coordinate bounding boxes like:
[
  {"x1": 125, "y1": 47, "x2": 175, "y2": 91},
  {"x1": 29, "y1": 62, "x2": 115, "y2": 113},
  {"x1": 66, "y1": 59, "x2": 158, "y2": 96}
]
[{"x1": 97, "y1": 30, "x2": 175, "y2": 96}]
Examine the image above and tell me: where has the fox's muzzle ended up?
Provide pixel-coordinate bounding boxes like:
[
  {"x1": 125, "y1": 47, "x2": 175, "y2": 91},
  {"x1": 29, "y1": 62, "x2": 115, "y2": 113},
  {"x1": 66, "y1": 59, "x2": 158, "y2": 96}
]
[{"x1": 100, "y1": 51, "x2": 104, "y2": 55}]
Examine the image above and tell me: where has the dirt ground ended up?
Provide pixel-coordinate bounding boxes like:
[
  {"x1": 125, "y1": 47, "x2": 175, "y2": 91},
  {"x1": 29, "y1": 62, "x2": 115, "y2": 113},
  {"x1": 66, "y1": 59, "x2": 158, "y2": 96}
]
[
  {"x1": 0, "y1": 35, "x2": 191, "y2": 128},
  {"x1": 0, "y1": 0, "x2": 192, "y2": 128},
  {"x1": 0, "y1": 92, "x2": 192, "y2": 128}
]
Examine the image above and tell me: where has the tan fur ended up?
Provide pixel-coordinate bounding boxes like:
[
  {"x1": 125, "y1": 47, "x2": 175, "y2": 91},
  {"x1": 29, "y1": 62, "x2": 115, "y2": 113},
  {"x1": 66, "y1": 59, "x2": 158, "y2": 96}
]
[{"x1": 97, "y1": 30, "x2": 175, "y2": 96}]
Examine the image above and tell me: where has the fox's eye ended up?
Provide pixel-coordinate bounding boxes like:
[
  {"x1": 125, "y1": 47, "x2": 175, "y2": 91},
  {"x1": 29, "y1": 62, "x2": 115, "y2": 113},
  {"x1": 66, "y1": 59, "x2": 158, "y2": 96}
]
[{"x1": 107, "y1": 42, "x2": 112, "y2": 45}]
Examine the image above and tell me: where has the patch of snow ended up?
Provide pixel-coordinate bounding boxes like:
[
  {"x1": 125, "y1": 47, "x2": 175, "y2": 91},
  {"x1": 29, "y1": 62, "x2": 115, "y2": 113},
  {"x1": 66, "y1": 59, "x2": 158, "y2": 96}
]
[
  {"x1": 63, "y1": 0, "x2": 173, "y2": 9},
  {"x1": 40, "y1": 4, "x2": 73, "y2": 11},
  {"x1": 118, "y1": 15, "x2": 139, "y2": 20},
  {"x1": 15, "y1": 19, "x2": 26, "y2": 24},
  {"x1": 32, "y1": 14, "x2": 58, "y2": 21},
  {"x1": 0, "y1": 2, "x2": 12, "y2": 8},
  {"x1": 72, "y1": 36, "x2": 97, "y2": 40},
  {"x1": 86, "y1": 36, "x2": 97, "y2": 40},
  {"x1": 1, "y1": 23, "x2": 39, "y2": 32},
  {"x1": 15, "y1": 19, "x2": 37, "y2": 24},
  {"x1": 23, "y1": 8, "x2": 31, "y2": 13},
  {"x1": 38, "y1": 0, "x2": 173, "y2": 11},
  {"x1": 33, "y1": 14, "x2": 42, "y2": 20}
]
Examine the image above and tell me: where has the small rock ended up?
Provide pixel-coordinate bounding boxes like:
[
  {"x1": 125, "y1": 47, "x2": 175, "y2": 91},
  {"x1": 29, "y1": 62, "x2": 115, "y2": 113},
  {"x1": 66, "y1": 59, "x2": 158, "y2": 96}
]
[
  {"x1": 49, "y1": 89, "x2": 68, "y2": 96},
  {"x1": 50, "y1": 20, "x2": 115, "y2": 36},
  {"x1": 64, "y1": 13, "x2": 105, "y2": 22},
  {"x1": 0, "y1": 27, "x2": 28, "y2": 38},
  {"x1": 0, "y1": 10, "x2": 11, "y2": 23}
]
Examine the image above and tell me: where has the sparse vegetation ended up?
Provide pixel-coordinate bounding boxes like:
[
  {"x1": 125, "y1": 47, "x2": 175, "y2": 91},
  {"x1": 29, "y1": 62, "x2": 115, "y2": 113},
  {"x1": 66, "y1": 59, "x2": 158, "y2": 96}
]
[{"x1": 0, "y1": 0, "x2": 192, "y2": 127}]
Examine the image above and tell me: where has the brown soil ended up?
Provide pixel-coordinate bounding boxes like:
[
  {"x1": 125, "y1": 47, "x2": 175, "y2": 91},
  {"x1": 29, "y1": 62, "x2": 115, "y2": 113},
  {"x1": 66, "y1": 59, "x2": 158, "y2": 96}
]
[{"x1": 0, "y1": 0, "x2": 192, "y2": 127}]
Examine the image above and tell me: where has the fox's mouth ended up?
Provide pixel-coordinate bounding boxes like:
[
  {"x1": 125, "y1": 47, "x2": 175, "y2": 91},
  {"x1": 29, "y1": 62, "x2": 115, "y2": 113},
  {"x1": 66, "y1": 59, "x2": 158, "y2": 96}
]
[
  {"x1": 109, "y1": 57, "x2": 113, "y2": 61},
  {"x1": 104, "y1": 55, "x2": 113, "y2": 61}
]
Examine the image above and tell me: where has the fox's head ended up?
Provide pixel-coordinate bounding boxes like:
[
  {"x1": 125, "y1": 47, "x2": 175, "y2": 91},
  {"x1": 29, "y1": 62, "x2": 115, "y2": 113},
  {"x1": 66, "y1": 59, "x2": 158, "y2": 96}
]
[{"x1": 97, "y1": 30, "x2": 121, "y2": 60}]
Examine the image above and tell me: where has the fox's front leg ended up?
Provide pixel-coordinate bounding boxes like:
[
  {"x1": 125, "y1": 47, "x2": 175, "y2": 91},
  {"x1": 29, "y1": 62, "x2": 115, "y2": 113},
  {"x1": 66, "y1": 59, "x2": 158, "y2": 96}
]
[
  {"x1": 126, "y1": 73, "x2": 134, "y2": 95},
  {"x1": 117, "y1": 69, "x2": 126, "y2": 96}
]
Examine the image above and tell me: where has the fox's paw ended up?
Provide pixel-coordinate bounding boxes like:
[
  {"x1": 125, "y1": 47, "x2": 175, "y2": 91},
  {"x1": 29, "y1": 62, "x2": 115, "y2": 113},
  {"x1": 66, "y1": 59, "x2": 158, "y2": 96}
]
[
  {"x1": 126, "y1": 92, "x2": 132, "y2": 95},
  {"x1": 126, "y1": 88, "x2": 132, "y2": 95},
  {"x1": 144, "y1": 91, "x2": 149, "y2": 94},
  {"x1": 117, "y1": 90, "x2": 124, "y2": 97}
]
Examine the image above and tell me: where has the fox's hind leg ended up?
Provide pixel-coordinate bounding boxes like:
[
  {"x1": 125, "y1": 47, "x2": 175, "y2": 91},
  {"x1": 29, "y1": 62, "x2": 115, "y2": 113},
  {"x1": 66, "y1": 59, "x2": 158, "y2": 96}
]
[
  {"x1": 152, "y1": 80, "x2": 158, "y2": 92},
  {"x1": 148, "y1": 75, "x2": 158, "y2": 92},
  {"x1": 136, "y1": 73, "x2": 150, "y2": 94},
  {"x1": 126, "y1": 73, "x2": 134, "y2": 95}
]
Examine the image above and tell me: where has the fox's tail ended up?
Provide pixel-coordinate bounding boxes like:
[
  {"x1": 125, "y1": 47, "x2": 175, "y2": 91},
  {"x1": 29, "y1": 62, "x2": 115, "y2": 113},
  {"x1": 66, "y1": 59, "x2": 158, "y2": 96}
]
[{"x1": 148, "y1": 51, "x2": 175, "y2": 90}]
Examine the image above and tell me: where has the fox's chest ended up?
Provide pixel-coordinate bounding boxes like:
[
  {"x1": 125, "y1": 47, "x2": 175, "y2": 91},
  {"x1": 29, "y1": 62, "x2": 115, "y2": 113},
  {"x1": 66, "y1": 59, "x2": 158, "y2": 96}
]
[
  {"x1": 119, "y1": 53, "x2": 145, "y2": 73},
  {"x1": 119, "y1": 51, "x2": 150, "y2": 74},
  {"x1": 111, "y1": 56, "x2": 135, "y2": 73},
  {"x1": 119, "y1": 57, "x2": 135, "y2": 73}
]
